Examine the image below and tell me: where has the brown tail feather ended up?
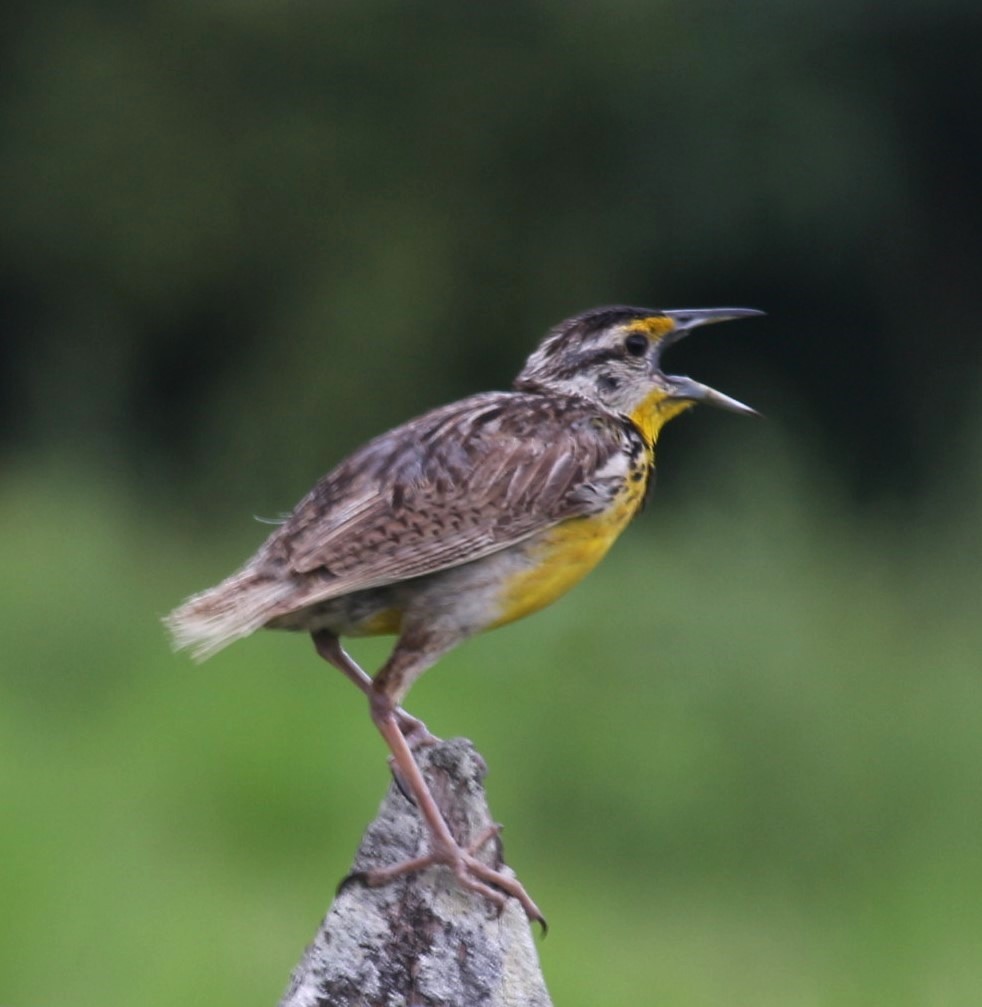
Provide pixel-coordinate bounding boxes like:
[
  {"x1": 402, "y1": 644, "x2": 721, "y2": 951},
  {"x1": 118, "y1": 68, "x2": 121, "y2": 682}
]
[{"x1": 163, "y1": 566, "x2": 296, "y2": 661}]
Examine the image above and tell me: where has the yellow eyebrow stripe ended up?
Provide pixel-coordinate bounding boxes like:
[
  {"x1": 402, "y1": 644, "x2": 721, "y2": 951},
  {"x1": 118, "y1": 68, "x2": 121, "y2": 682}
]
[{"x1": 625, "y1": 316, "x2": 676, "y2": 340}]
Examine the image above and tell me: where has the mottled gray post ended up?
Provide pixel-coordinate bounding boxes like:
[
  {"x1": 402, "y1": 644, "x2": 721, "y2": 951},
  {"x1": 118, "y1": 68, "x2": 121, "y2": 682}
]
[{"x1": 279, "y1": 738, "x2": 553, "y2": 1007}]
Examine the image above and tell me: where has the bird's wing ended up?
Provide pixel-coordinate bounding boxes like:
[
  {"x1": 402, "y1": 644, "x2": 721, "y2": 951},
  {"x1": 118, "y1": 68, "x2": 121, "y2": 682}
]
[{"x1": 255, "y1": 392, "x2": 632, "y2": 602}]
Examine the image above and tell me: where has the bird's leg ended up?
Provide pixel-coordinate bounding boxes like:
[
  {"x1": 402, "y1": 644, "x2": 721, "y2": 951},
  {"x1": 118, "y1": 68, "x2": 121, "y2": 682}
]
[
  {"x1": 311, "y1": 630, "x2": 437, "y2": 748},
  {"x1": 359, "y1": 678, "x2": 545, "y2": 928}
]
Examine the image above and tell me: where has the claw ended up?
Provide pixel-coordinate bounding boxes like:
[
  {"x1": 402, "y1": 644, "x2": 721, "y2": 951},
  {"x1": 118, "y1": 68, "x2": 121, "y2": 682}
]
[
  {"x1": 354, "y1": 840, "x2": 546, "y2": 930},
  {"x1": 467, "y1": 822, "x2": 504, "y2": 859},
  {"x1": 388, "y1": 758, "x2": 416, "y2": 805},
  {"x1": 338, "y1": 821, "x2": 545, "y2": 930},
  {"x1": 336, "y1": 870, "x2": 369, "y2": 896}
]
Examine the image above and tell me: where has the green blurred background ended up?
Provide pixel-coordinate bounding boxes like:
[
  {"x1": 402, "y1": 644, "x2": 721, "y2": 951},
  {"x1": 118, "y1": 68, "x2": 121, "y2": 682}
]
[{"x1": 3, "y1": 2, "x2": 982, "y2": 1004}]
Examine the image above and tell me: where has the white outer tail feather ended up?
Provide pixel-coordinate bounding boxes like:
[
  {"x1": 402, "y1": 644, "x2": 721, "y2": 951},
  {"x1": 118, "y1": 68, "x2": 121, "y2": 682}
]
[{"x1": 163, "y1": 567, "x2": 296, "y2": 662}]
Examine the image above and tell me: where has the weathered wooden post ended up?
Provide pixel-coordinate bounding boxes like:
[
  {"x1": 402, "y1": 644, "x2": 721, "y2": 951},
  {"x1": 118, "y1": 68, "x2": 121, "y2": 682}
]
[{"x1": 279, "y1": 738, "x2": 553, "y2": 1007}]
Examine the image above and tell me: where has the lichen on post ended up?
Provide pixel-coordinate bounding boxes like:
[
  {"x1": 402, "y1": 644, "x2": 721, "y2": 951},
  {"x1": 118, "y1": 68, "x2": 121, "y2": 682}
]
[{"x1": 278, "y1": 738, "x2": 553, "y2": 1007}]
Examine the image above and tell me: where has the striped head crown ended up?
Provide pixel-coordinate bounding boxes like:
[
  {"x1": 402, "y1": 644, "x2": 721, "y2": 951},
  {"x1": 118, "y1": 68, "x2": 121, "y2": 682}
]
[{"x1": 513, "y1": 304, "x2": 762, "y2": 420}]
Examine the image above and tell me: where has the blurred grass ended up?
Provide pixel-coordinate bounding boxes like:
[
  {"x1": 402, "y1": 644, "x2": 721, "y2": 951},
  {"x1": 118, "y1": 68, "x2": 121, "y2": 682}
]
[{"x1": 2, "y1": 425, "x2": 981, "y2": 1006}]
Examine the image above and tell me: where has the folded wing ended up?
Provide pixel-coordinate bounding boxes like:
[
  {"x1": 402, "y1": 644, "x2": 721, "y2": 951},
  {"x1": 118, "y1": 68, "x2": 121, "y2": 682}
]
[{"x1": 166, "y1": 392, "x2": 628, "y2": 658}]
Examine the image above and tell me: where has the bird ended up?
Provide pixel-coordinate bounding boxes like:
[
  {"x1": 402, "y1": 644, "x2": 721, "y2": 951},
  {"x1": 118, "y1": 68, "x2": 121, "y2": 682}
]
[{"x1": 165, "y1": 304, "x2": 762, "y2": 924}]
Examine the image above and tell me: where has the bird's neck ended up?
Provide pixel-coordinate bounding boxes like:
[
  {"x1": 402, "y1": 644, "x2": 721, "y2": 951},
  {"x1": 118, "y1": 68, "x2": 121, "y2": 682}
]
[{"x1": 628, "y1": 389, "x2": 694, "y2": 445}]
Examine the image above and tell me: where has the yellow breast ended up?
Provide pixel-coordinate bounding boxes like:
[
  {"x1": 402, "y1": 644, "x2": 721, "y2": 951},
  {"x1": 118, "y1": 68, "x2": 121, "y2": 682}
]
[{"x1": 491, "y1": 475, "x2": 647, "y2": 629}]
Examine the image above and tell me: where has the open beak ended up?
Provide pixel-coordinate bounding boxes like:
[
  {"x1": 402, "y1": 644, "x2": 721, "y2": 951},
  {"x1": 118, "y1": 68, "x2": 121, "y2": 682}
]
[
  {"x1": 665, "y1": 375, "x2": 759, "y2": 416},
  {"x1": 657, "y1": 307, "x2": 763, "y2": 416}
]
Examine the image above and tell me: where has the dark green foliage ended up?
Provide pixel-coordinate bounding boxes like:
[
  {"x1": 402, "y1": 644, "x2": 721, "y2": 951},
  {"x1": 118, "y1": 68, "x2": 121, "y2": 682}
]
[{"x1": 2, "y1": 0, "x2": 981, "y2": 508}]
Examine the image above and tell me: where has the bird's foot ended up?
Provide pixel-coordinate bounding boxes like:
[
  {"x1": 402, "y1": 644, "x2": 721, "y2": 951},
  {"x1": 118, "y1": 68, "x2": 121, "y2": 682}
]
[{"x1": 340, "y1": 826, "x2": 546, "y2": 930}]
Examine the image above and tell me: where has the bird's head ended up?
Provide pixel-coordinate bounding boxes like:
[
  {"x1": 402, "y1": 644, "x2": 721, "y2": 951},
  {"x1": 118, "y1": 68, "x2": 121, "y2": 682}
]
[{"x1": 514, "y1": 305, "x2": 763, "y2": 442}]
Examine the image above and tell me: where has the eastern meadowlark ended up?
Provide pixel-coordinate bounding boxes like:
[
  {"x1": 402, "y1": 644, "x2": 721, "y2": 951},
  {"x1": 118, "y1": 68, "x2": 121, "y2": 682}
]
[{"x1": 165, "y1": 304, "x2": 762, "y2": 924}]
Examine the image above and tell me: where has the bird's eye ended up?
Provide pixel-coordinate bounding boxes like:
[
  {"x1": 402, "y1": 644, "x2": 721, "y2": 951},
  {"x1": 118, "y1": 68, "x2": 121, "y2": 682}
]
[{"x1": 624, "y1": 333, "x2": 649, "y2": 357}]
